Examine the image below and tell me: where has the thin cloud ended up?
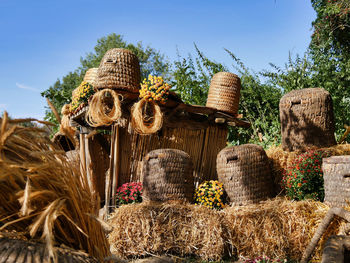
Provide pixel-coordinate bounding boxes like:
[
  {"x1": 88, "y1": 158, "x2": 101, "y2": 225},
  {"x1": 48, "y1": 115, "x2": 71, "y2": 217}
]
[{"x1": 16, "y1": 82, "x2": 39, "y2": 92}]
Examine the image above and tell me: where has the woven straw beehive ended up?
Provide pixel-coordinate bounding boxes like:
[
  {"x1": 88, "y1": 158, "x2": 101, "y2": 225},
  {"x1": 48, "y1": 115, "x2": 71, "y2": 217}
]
[
  {"x1": 142, "y1": 149, "x2": 194, "y2": 202},
  {"x1": 216, "y1": 144, "x2": 274, "y2": 206},
  {"x1": 323, "y1": 155, "x2": 350, "y2": 208},
  {"x1": 280, "y1": 88, "x2": 336, "y2": 152},
  {"x1": 206, "y1": 72, "x2": 241, "y2": 115},
  {"x1": 83, "y1": 68, "x2": 98, "y2": 86},
  {"x1": 95, "y1": 48, "x2": 141, "y2": 93},
  {"x1": 0, "y1": 237, "x2": 98, "y2": 263}
]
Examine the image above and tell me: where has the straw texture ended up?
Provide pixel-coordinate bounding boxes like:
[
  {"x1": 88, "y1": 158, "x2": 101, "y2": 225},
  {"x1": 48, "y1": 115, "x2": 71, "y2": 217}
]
[
  {"x1": 107, "y1": 198, "x2": 341, "y2": 262},
  {"x1": 280, "y1": 88, "x2": 336, "y2": 152},
  {"x1": 142, "y1": 149, "x2": 194, "y2": 202},
  {"x1": 86, "y1": 89, "x2": 122, "y2": 127},
  {"x1": 131, "y1": 99, "x2": 163, "y2": 135},
  {"x1": 83, "y1": 68, "x2": 98, "y2": 86},
  {"x1": 108, "y1": 201, "x2": 227, "y2": 261},
  {"x1": 95, "y1": 48, "x2": 141, "y2": 92},
  {"x1": 0, "y1": 112, "x2": 110, "y2": 262},
  {"x1": 323, "y1": 155, "x2": 350, "y2": 208},
  {"x1": 217, "y1": 144, "x2": 274, "y2": 206},
  {"x1": 0, "y1": 237, "x2": 98, "y2": 263},
  {"x1": 206, "y1": 72, "x2": 241, "y2": 115}
]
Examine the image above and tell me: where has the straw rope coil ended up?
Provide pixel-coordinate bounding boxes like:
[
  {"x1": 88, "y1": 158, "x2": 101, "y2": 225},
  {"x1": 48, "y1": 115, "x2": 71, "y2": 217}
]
[
  {"x1": 131, "y1": 98, "x2": 163, "y2": 135},
  {"x1": 142, "y1": 149, "x2": 195, "y2": 202},
  {"x1": 86, "y1": 89, "x2": 122, "y2": 127},
  {"x1": 83, "y1": 68, "x2": 98, "y2": 86},
  {"x1": 280, "y1": 88, "x2": 336, "y2": 152},
  {"x1": 206, "y1": 72, "x2": 241, "y2": 115},
  {"x1": 95, "y1": 48, "x2": 141, "y2": 92},
  {"x1": 217, "y1": 144, "x2": 274, "y2": 206}
]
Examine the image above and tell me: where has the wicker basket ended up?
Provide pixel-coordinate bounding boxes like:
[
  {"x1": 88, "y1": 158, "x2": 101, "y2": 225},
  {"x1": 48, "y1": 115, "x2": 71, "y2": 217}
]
[
  {"x1": 323, "y1": 155, "x2": 350, "y2": 208},
  {"x1": 0, "y1": 237, "x2": 98, "y2": 262},
  {"x1": 83, "y1": 68, "x2": 98, "y2": 86},
  {"x1": 206, "y1": 72, "x2": 241, "y2": 115},
  {"x1": 95, "y1": 48, "x2": 141, "y2": 93},
  {"x1": 280, "y1": 88, "x2": 336, "y2": 152},
  {"x1": 142, "y1": 149, "x2": 194, "y2": 202},
  {"x1": 216, "y1": 144, "x2": 274, "y2": 206},
  {"x1": 321, "y1": 235, "x2": 350, "y2": 263}
]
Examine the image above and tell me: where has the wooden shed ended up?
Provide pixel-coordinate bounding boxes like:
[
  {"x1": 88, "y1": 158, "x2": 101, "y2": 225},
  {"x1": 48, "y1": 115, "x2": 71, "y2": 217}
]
[{"x1": 70, "y1": 91, "x2": 250, "y2": 211}]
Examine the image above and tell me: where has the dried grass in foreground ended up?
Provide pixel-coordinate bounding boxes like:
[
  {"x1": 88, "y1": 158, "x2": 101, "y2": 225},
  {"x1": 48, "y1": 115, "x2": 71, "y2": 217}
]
[
  {"x1": 108, "y1": 198, "x2": 341, "y2": 262},
  {"x1": 0, "y1": 112, "x2": 110, "y2": 262}
]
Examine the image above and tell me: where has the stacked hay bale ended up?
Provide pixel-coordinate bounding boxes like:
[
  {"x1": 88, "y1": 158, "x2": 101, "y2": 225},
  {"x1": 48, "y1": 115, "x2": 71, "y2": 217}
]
[{"x1": 108, "y1": 198, "x2": 341, "y2": 262}]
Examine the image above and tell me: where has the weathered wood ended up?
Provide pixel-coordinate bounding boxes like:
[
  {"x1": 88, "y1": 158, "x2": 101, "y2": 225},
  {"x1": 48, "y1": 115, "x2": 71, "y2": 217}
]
[
  {"x1": 301, "y1": 207, "x2": 350, "y2": 263},
  {"x1": 111, "y1": 125, "x2": 120, "y2": 207},
  {"x1": 105, "y1": 125, "x2": 115, "y2": 217}
]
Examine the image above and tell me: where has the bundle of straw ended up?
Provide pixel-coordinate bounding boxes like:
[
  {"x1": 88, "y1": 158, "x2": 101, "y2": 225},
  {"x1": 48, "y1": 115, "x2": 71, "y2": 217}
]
[
  {"x1": 108, "y1": 198, "x2": 342, "y2": 262},
  {"x1": 0, "y1": 112, "x2": 110, "y2": 262},
  {"x1": 131, "y1": 98, "x2": 163, "y2": 135},
  {"x1": 60, "y1": 104, "x2": 76, "y2": 138},
  {"x1": 86, "y1": 89, "x2": 122, "y2": 127},
  {"x1": 224, "y1": 197, "x2": 341, "y2": 261},
  {"x1": 108, "y1": 201, "x2": 227, "y2": 261}
]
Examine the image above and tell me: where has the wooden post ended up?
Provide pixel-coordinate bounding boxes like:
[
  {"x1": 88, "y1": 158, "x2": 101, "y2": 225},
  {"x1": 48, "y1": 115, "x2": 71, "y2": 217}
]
[
  {"x1": 111, "y1": 125, "x2": 120, "y2": 208},
  {"x1": 105, "y1": 125, "x2": 115, "y2": 218},
  {"x1": 79, "y1": 133, "x2": 86, "y2": 175}
]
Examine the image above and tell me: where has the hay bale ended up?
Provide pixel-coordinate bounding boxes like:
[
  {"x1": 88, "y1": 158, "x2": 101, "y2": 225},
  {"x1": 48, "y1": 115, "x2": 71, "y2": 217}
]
[
  {"x1": 0, "y1": 112, "x2": 110, "y2": 261},
  {"x1": 107, "y1": 201, "x2": 228, "y2": 261},
  {"x1": 223, "y1": 198, "x2": 342, "y2": 262},
  {"x1": 217, "y1": 144, "x2": 274, "y2": 205},
  {"x1": 279, "y1": 88, "x2": 336, "y2": 152},
  {"x1": 266, "y1": 144, "x2": 350, "y2": 193}
]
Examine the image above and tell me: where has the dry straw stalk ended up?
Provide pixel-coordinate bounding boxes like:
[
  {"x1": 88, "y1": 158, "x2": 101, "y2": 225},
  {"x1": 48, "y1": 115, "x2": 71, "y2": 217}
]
[{"x1": 0, "y1": 112, "x2": 110, "y2": 262}]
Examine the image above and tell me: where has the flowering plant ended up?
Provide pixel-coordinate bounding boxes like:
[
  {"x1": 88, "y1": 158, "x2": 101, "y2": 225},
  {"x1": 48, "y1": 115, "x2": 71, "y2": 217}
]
[
  {"x1": 115, "y1": 182, "x2": 142, "y2": 206},
  {"x1": 244, "y1": 255, "x2": 287, "y2": 263},
  {"x1": 194, "y1": 180, "x2": 225, "y2": 210},
  {"x1": 282, "y1": 150, "x2": 328, "y2": 201},
  {"x1": 139, "y1": 75, "x2": 171, "y2": 104},
  {"x1": 71, "y1": 81, "x2": 95, "y2": 111}
]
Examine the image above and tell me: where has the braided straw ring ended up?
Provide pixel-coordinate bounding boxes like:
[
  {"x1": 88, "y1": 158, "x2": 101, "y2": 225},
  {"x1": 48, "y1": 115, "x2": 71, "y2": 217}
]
[
  {"x1": 86, "y1": 89, "x2": 122, "y2": 127},
  {"x1": 131, "y1": 98, "x2": 163, "y2": 135}
]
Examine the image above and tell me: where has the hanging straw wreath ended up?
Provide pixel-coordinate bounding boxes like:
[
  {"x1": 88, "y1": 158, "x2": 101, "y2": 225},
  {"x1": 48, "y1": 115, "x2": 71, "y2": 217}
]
[
  {"x1": 86, "y1": 89, "x2": 122, "y2": 127},
  {"x1": 60, "y1": 104, "x2": 75, "y2": 136},
  {"x1": 131, "y1": 75, "x2": 170, "y2": 134}
]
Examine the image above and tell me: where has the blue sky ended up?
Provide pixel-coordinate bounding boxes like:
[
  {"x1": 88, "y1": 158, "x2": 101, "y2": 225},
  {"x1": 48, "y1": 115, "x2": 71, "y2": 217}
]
[{"x1": 0, "y1": 0, "x2": 315, "y2": 119}]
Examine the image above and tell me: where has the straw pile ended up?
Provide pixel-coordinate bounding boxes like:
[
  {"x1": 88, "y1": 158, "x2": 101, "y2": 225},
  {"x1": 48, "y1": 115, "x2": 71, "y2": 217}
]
[
  {"x1": 0, "y1": 112, "x2": 110, "y2": 262},
  {"x1": 86, "y1": 89, "x2": 122, "y2": 127},
  {"x1": 224, "y1": 198, "x2": 341, "y2": 262},
  {"x1": 108, "y1": 201, "x2": 227, "y2": 261},
  {"x1": 131, "y1": 98, "x2": 163, "y2": 134},
  {"x1": 108, "y1": 198, "x2": 342, "y2": 262},
  {"x1": 266, "y1": 144, "x2": 350, "y2": 192}
]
